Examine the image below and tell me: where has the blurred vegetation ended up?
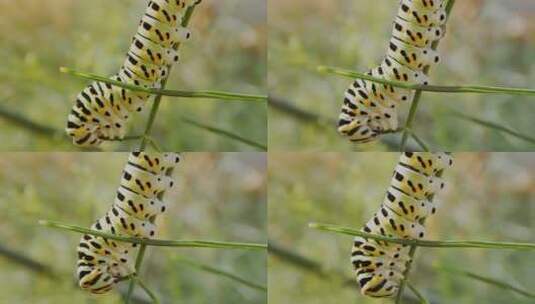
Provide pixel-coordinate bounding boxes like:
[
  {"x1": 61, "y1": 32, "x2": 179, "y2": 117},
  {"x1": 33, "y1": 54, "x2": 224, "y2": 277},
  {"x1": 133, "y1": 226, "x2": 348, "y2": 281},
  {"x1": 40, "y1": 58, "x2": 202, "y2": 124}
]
[
  {"x1": 0, "y1": 0, "x2": 266, "y2": 151},
  {"x1": 0, "y1": 153, "x2": 266, "y2": 303},
  {"x1": 268, "y1": 0, "x2": 535, "y2": 151},
  {"x1": 268, "y1": 153, "x2": 535, "y2": 303}
]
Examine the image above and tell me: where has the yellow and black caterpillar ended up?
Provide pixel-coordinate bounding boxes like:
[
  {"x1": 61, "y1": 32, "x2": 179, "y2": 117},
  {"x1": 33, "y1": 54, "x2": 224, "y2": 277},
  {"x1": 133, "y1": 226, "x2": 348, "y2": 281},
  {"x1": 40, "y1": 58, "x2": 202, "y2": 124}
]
[
  {"x1": 351, "y1": 152, "x2": 452, "y2": 297},
  {"x1": 77, "y1": 152, "x2": 180, "y2": 294},
  {"x1": 338, "y1": 0, "x2": 448, "y2": 142},
  {"x1": 66, "y1": 0, "x2": 201, "y2": 147}
]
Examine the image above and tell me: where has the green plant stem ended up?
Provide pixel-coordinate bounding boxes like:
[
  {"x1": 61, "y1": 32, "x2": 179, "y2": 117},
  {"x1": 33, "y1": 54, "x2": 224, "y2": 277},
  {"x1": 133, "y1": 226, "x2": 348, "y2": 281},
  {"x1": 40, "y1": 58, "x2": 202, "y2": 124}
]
[
  {"x1": 308, "y1": 222, "x2": 535, "y2": 250},
  {"x1": 146, "y1": 136, "x2": 163, "y2": 152},
  {"x1": 175, "y1": 256, "x2": 267, "y2": 292},
  {"x1": 60, "y1": 67, "x2": 266, "y2": 102},
  {"x1": 406, "y1": 281, "x2": 429, "y2": 304},
  {"x1": 130, "y1": 6, "x2": 199, "y2": 300},
  {"x1": 400, "y1": 90, "x2": 423, "y2": 150},
  {"x1": 139, "y1": 77, "x2": 167, "y2": 151},
  {"x1": 317, "y1": 66, "x2": 535, "y2": 96},
  {"x1": 134, "y1": 277, "x2": 160, "y2": 304},
  {"x1": 39, "y1": 220, "x2": 267, "y2": 250},
  {"x1": 402, "y1": 0, "x2": 456, "y2": 152},
  {"x1": 450, "y1": 111, "x2": 535, "y2": 145},
  {"x1": 396, "y1": 246, "x2": 418, "y2": 303},
  {"x1": 125, "y1": 246, "x2": 148, "y2": 304},
  {"x1": 182, "y1": 117, "x2": 267, "y2": 150},
  {"x1": 407, "y1": 129, "x2": 429, "y2": 151},
  {"x1": 396, "y1": 165, "x2": 445, "y2": 303}
]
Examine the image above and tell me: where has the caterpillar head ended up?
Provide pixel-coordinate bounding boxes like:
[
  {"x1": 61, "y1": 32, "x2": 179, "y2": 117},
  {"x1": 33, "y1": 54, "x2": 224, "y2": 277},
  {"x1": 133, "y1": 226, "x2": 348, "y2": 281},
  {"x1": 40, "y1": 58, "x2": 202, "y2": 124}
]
[
  {"x1": 77, "y1": 262, "x2": 132, "y2": 294},
  {"x1": 358, "y1": 272, "x2": 400, "y2": 297},
  {"x1": 337, "y1": 119, "x2": 380, "y2": 143},
  {"x1": 66, "y1": 121, "x2": 102, "y2": 147}
]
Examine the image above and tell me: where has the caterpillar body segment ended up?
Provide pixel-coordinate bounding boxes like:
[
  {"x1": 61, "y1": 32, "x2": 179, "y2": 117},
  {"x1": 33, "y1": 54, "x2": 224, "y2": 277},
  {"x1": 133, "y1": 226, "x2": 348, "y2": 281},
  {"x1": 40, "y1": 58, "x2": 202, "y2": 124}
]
[
  {"x1": 66, "y1": 0, "x2": 200, "y2": 147},
  {"x1": 351, "y1": 152, "x2": 452, "y2": 297},
  {"x1": 76, "y1": 152, "x2": 180, "y2": 293},
  {"x1": 337, "y1": 0, "x2": 448, "y2": 143}
]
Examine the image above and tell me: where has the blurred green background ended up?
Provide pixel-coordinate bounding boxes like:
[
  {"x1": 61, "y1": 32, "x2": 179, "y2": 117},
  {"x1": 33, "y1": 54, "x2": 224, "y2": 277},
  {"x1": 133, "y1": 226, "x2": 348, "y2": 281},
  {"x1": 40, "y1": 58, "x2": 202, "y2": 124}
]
[
  {"x1": 268, "y1": 153, "x2": 535, "y2": 303},
  {"x1": 268, "y1": 0, "x2": 535, "y2": 151},
  {"x1": 0, "y1": 0, "x2": 266, "y2": 151},
  {"x1": 0, "y1": 152, "x2": 266, "y2": 303}
]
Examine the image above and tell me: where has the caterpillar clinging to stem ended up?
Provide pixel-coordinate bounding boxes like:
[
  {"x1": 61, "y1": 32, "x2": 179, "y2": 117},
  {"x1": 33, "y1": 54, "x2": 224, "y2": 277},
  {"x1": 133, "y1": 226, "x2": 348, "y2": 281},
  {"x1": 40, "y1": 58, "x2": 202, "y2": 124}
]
[
  {"x1": 351, "y1": 152, "x2": 453, "y2": 297},
  {"x1": 66, "y1": 0, "x2": 201, "y2": 147},
  {"x1": 338, "y1": 0, "x2": 448, "y2": 143},
  {"x1": 76, "y1": 152, "x2": 180, "y2": 294}
]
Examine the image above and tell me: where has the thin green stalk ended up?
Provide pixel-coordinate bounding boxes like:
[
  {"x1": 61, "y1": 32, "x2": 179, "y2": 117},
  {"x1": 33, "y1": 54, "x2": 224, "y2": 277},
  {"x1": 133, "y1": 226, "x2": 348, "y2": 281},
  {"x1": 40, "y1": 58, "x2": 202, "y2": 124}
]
[
  {"x1": 395, "y1": 165, "x2": 446, "y2": 303},
  {"x1": 135, "y1": 276, "x2": 160, "y2": 303},
  {"x1": 450, "y1": 111, "x2": 535, "y2": 145},
  {"x1": 175, "y1": 256, "x2": 267, "y2": 292},
  {"x1": 436, "y1": 266, "x2": 535, "y2": 298},
  {"x1": 139, "y1": 76, "x2": 168, "y2": 151},
  {"x1": 126, "y1": 246, "x2": 148, "y2": 304},
  {"x1": 130, "y1": 6, "x2": 199, "y2": 300},
  {"x1": 60, "y1": 67, "x2": 266, "y2": 102},
  {"x1": 182, "y1": 117, "x2": 267, "y2": 150},
  {"x1": 406, "y1": 281, "x2": 429, "y2": 304},
  {"x1": 395, "y1": 246, "x2": 418, "y2": 303},
  {"x1": 145, "y1": 136, "x2": 163, "y2": 152},
  {"x1": 308, "y1": 222, "x2": 535, "y2": 250},
  {"x1": 400, "y1": 90, "x2": 423, "y2": 150},
  {"x1": 39, "y1": 220, "x2": 267, "y2": 250},
  {"x1": 317, "y1": 66, "x2": 535, "y2": 96},
  {"x1": 408, "y1": 129, "x2": 430, "y2": 151}
]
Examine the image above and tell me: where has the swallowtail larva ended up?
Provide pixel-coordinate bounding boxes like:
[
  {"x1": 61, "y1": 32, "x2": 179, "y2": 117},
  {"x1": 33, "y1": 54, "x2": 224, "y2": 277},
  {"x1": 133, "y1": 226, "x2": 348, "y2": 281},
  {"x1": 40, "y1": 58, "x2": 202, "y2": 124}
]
[
  {"x1": 338, "y1": 0, "x2": 448, "y2": 143},
  {"x1": 76, "y1": 152, "x2": 180, "y2": 294},
  {"x1": 351, "y1": 152, "x2": 453, "y2": 297},
  {"x1": 66, "y1": 0, "x2": 201, "y2": 147}
]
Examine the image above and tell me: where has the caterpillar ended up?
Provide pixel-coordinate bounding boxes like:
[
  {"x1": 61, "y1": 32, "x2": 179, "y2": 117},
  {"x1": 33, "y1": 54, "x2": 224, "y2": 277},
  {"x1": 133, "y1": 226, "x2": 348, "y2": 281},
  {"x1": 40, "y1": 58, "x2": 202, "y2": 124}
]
[
  {"x1": 66, "y1": 0, "x2": 201, "y2": 147},
  {"x1": 76, "y1": 152, "x2": 180, "y2": 294},
  {"x1": 337, "y1": 0, "x2": 448, "y2": 143},
  {"x1": 351, "y1": 152, "x2": 453, "y2": 297}
]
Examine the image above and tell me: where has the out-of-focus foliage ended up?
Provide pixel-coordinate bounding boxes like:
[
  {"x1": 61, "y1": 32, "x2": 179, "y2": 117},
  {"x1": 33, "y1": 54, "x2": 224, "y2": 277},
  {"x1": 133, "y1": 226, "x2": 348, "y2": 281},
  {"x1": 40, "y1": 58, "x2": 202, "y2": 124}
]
[
  {"x1": 0, "y1": 0, "x2": 266, "y2": 151},
  {"x1": 268, "y1": 0, "x2": 535, "y2": 151},
  {"x1": 0, "y1": 153, "x2": 267, "y2": 303},
  {"x1": 268, "y1": 153, "x2": 535, "y2": 303}
]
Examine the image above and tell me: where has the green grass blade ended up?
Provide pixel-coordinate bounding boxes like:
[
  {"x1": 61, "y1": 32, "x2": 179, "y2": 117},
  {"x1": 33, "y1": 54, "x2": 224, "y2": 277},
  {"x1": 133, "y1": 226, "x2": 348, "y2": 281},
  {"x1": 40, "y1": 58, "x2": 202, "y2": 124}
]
[
  {"x1": 450, "y1": 111, "x2": 535, "y2": 145},
  {"x1": 408, "y1": 130, "x2": 430, "y2": 151},
  {"x1": 308, "y1": 222, "x2": 535, "y2": 250},
  {"x1": 436, "y1": 266, "x2": 535, "y2": 298},
  {"x1": 39, "y1": 220, "x2": 267, "y2": 250},
  {"x1": 134, "y1": 277, "x2": 160, "y2": 304},
  {"x1": 407, "y1": 281, "x2": 430, "y2": 304},
  {"x1": 181, "y1": 117, "x2": 267, "y2": 150},
  {"x1": 175, "y1": 256, "x2": 267, "y2": 292},
  {"x1": 317, "y1": 66, "x2": 535, "y2": 96},
  {"x1": 60, "y1": 67, "x2": 266, "y2": 103},
  {"x1": 400, "y1": 90, "x2": 423, "y2": 150}
]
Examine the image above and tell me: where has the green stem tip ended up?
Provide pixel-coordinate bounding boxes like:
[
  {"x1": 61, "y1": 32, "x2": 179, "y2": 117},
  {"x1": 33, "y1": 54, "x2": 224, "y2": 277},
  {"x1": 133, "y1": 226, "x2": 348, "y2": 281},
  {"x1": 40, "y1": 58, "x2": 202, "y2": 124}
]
[
  {"x1": 308, "y1": 222, "x2": 535, "y2": 250},
  {"x1": 39, "y1": 220, "x2": 267, "y2": 250},
  {"x1": 59, "y1": 67, "x2": 266, "y2": 102}
]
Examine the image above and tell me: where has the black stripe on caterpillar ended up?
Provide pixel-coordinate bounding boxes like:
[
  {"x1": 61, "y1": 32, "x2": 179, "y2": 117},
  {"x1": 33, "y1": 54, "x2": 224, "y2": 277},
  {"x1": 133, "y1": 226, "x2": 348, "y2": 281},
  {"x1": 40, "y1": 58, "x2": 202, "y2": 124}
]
[
  {"x1": 351, "y1": 152, "x2": 453, "y2": 297},
  {"x1": 338, "y1": 0, "x2": 447, "y2": 143},
  {"x1": 66, "y1": 0, "x2": 201, "y2": 147},
  {"x1": 77, "y1": 152, "x2": 180, "y2": 294}
]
